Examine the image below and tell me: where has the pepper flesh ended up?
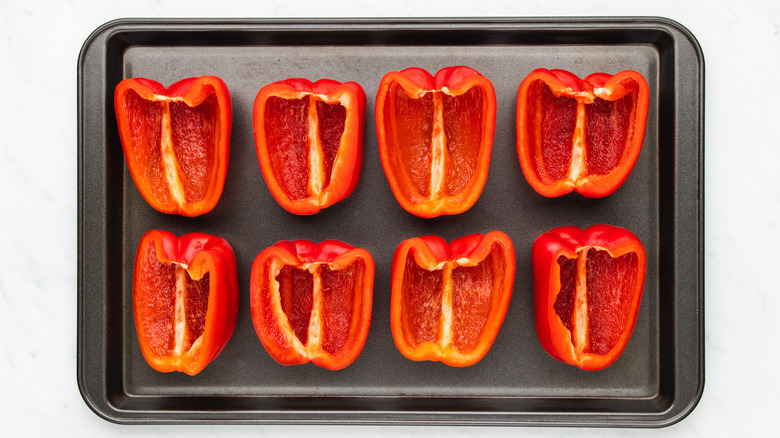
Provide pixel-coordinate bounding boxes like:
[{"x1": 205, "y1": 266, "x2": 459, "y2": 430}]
[
  {"x1": 250, "y1": 240, "x2": 374, "y2": 370},
  {"x1": 390, "y1": 231, "x2": 515, "y2": 366},
  {"x1": 133, "y1": 230, "x2": 239, "y2": 375},
  {"x1": 376, "y1": 67, "x2": 497, "y2": 218},
  {"x1": 533, "y1": 225, "x2": 647, "y2": 370},
  {"x1": 114, "y1": 76, "x2": 232, "y2": 216},
  {"x1": 253, "y1": 79, "x2": 366, "y2": 215},
  {"x1": 516, "y1": 69, "x2": 649, "y2": 198}
]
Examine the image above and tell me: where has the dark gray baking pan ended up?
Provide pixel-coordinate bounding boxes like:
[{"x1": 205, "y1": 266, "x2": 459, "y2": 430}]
[{"x1": 77, "y1": 17, "x2": 704, "y2": 426}]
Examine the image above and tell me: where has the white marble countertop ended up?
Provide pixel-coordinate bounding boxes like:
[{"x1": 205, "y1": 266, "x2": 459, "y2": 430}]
[{"x1": 2, "y1": 0, "x2": 778, "y2": 436}]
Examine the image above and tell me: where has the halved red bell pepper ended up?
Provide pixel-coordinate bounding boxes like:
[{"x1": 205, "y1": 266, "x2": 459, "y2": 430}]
[
  {"x1": 249, "y1": 240, "x2": 374, "y2": 370},
  {"x1": 114, "y1": 76, "x2": 232, "y2": 216},
  {"x1": 253, "y1": 79, "x2": 366, "y2": 215},
  {"x1": 133, "y1": 230, "x2": 239, "y2": 375},
  {"x1": 376, "y1": 66, "x2": 497, "y2": 218},
  {"x1": 516, "y1": 69, "x2": 649, "y2": 198},
  {"x1": 390, "y1": 231, "x2": 515, "y2": 367},
  {"x1": 533, "y1": 225, "x2": 647, "y2": 370}
]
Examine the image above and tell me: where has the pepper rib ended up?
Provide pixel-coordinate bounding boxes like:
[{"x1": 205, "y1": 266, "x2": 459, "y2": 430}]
[
  {"x1": 158, "y1": 100, "x2": 187, "y2": 206},
  {"x1": 572, "y1": 249, "x2": 589, "y2": 356},
  {"x1": 173, "y1": 266, "x2": 187, "y2": 357},
  {"x1": 439, "y1": 262, "x2": 454, "y2": 348},
  {"x1": 569, "y1": 103, "x2": 588, "y2": 184},
  {"x1": 429, "y1": 91, "x2": 447, "y2": 200},
  {"x1": 305, "y1": 264, "x2": 323, "y2": 357},
  {"x1": 306, "y1": 95, "x2": 325, "y2": 198}
]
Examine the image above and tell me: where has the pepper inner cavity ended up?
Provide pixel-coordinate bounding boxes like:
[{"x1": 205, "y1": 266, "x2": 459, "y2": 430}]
[
  {"x1": 388, "y1": 85, "x2": 484, "y2": 201},
  {"x1": 264, "y1": 96, "x2": 347, "y2": 200},
  {"x1": 529, "y1": 81, "x2": 637, "y2": 183},
  {"x1": 555, "y1": 248, "x2": 639, "y2": 355},
  {"x1": 136, "y1": 240, "x2": 210, "y2": 358},
  {"x1": 402, "y1": 245, "x2": 500, "y2": 353},
  {"x1": 275, "y1": 261, "x2": 359, "y2": 354},
  {"x1": 125, "y1": 89, "x2": 219, "y2": 206}
]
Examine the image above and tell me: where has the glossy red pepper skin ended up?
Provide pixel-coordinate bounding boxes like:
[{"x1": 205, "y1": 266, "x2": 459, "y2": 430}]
[
  {"x1": 516, "y1": 69, "x2": 649, "y2": 198},
  {"x1": 253, "y1": 79, "x2": 366, "y2": 215},
  {"x1": 250, "y1": 240, "x2": 374, "y2": 370},
  {"x1": 533, "y1": 225, "x2": 647, "y2": 370},
  {"x1": 133, "y1": 230, "x2": 239, "y2": 376},
  {"x1": 376, "y1": 66, "x2": 497, "y2": 218},
  {"x1": 114, "y1": 76, "x2": 232, "y2": 216},
  {"x1": 390, "y1": 231, "x2": 515, "y2": 367}
]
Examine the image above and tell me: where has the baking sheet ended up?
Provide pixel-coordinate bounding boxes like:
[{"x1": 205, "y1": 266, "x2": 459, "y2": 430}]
[{"x1": 77, "y1": 17, "x2": 704, "y2": 426}]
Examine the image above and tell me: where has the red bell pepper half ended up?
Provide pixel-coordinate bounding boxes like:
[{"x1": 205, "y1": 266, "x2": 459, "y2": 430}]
[
  {"x1": 250, "y1": 240, "x2": 374, "y2": 370},
  {"x1": 390, "y1": 231, "x2": 515, "y2": 367},
  {"x1": 516, "y1": 69, "x2": 649, "y2": 198},
  {"x1": 376, "y1": 66, "x2": 497, "y2": 218},
  {"x1": 133, "y1": 230, "x2": 239, "y2": 375},
  {"x1": 253, "y1": 79, "x2": 366, "y2": 215},
  {"x1": 114, "y1": 76, "x2": 232, "y2": 216},
  {"x1": 533, "y1": 225, "x2": 647, "y2": 370}
]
